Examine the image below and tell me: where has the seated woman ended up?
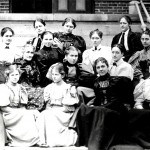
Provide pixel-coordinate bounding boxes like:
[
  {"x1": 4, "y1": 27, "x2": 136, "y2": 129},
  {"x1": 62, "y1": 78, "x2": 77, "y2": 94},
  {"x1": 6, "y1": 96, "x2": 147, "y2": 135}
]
[
  {"x1": 128, "y1": 28, "x2": 150, "y2": 87},
  {"x1": 53, "y1": 17, "x2": 86, "y2": 62},
  {"x1": 63, "y1": 46, "x2": 80, "y2": 85},
  {"x1": 46, "y1": 46, "x2": 80, "y2": 98},
  {"x1": 37, "y1": 63, "x2": 78, "y2": 147},
  {"x1": 122, "y1": 76, "x2": 150, "y2": 149},
  {"x1": 0, "y1": 27, "x2": 18, "y2": 83},
  {"x1": 0, "y1": 111, "x2": 5, "y2": 150},
  {"x1": 15, "y1": 44, "x2": 44, "y2": 111},
  {"x1": 134, "y1": 77, "x2": 150, "y2": 109},
  {"x1": 110, "y1": 43, "x2": 134, "y2": 80},
  {"x1": 77, "y1": 29, "x2": 112, "y2": 105},
  {"x1": 76, "y1": 57, "x2": 133, "y2": 150},
  {"x1": 35, "y1": 31, "x2": 64, "y2": 87},
  {"x1": 0, "y1": 64, "x2": 39, "y2": 146}
]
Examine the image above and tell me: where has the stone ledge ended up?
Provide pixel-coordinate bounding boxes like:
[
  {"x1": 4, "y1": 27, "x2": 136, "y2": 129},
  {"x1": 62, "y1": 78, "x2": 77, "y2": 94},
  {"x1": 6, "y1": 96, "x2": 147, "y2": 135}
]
[{"x1": 0, "y1": 13, "x2": 143, "y2": 22}]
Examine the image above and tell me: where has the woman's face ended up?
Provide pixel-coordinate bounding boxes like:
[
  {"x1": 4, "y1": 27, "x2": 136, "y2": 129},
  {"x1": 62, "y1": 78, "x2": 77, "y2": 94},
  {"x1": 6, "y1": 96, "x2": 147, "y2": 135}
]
[
  {"x1": 34, "y1": 21, "x2": 46, "y2": 35},
  {"x1": 63, "y1": 22, "x2": 74, "y2": 34},
  {"x1": 23, "y1": 46, "x2": 34, "y2": 61},
  {"x1": 96, "y1": 61, "x2": 109, "y2": 76},
  {"x1": 120, "y1": 17, "x2": 130, "y2": 32},
  {"x1": 65, "y1": 50, "x2": 78, "y2": 64},
  {"x1": 8, "y1": 70, "x2": 20, "y2": 84},
  {"x1": 91, "y1": 32, "x2": 102, "y2": 47},
  {"x1": 141, "y1": 33, "x2": 150, "y2": 48},
  {"x1": 51, "y1": 68, "x2": 62, "y2": 83},
  {"x1": 2, "y1": 30, "x2": 13, "y2": 45},
  {"x1": 42, "y1": 33, "x2": 53, "y2": 47},
  {"x1": 112, "y1": 46, "x2": 123, "y2": 62}
]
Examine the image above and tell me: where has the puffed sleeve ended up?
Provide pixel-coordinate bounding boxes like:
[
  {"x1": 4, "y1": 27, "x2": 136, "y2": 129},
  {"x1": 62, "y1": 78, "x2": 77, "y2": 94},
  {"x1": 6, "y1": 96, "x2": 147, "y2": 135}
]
[
  {"x1": 0, "y1": 84, "x2": 10, "y2": 107},
  {"x1": 134, "y1": 79, "x2": 145, "y2": 109},
  {"x1": 128, "y1": 51, "x2": 143, "y2": 80},
  {"x1": 74, "y1": 35, "x2": 86, "y2": 53},
  {"x1": 44, "y1": 84, "x2": 51, "y2": 102}
]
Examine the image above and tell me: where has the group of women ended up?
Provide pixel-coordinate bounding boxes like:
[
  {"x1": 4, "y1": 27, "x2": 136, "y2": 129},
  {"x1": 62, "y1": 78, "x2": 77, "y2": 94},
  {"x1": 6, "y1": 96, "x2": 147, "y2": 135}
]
[{"x1": 0, "y1": 15, "x2": 150, "y2": 150}]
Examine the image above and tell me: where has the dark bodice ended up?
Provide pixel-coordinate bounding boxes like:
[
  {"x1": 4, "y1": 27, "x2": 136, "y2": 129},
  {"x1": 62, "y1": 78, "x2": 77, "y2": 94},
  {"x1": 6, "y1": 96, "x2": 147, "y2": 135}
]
[
  {"x1": 111, "y1": 30, "x2": 143, "y2": 62},
  {"x1": 54, "y1": 32, "x2": 86, "y2": 54},
  {"x1": 15, "y1": 58, "x2": 41, "y2": 87},
  {"x1": 63, "y1": 61, "x2": 80, "y2": 86},
  {"x1": 34, "y1": 46, "x2": 64, "y2": 87},
  {"x1": 139, "y1": 60, "x2": 150, "y2": 79},
  {"x1": 93, "y1": 74, "x2": 134, "y2": 109},
  {"x1": 35, "y1": 46, "x2": 64, "y2": 73}
]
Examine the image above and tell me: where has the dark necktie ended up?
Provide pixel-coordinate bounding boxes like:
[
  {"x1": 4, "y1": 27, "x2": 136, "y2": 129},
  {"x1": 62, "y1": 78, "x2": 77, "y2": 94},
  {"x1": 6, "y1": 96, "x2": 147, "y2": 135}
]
[
  {"x1": 36, "y1": 38, "x2": 41, "y2": 52},
  {"x1": 5, "y1": 46, "x2": 9, "y2": 49},
  {"x1": 95, "y1": 46, "x2": 97, "y2": 50},
  {"x1": 120, "y1": 32, "x2": 125, "y2": 46},
  {"x1": 113, "y1": 62, "x2": 117, "y2": 66}
]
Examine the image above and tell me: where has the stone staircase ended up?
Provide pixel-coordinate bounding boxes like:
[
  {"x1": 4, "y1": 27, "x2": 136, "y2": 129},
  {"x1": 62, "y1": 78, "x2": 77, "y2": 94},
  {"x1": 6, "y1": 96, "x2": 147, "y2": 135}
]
[
  {"x1": 4, "y1": 145, "x2": 147, "y2": 150},
  {"x1": 5, "y1": 146, "x2": 87, "y2": 150}
]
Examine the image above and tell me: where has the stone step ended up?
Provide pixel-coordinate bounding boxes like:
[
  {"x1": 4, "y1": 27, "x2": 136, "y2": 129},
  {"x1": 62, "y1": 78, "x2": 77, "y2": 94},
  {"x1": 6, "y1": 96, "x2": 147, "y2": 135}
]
[
  {"x1": 5, "y1": 145, "x2": 149, "y2": 150},
  {"x1": 5, "y1": 146, "x2": 88, "y2": 150}
]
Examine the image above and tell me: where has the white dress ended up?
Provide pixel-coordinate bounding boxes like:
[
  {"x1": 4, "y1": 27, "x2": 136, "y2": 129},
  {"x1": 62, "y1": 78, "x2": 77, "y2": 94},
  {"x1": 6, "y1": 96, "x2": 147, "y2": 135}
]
[
  {"x1": 37, "y1": 81, "x2": 77, "y2": 147},
  {"x1": 0, "y1": 84, "x2": 39, "y2": 146}
]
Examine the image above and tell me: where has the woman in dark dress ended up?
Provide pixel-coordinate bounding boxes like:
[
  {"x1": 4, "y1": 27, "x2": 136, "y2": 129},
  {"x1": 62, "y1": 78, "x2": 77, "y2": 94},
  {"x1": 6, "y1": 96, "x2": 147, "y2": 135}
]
[
  {"x1": 15, "y1": 44, "x2": 44, "y2": 111},
  {"x1": 76, "y1": 57, "x2": 133, "y2": 150},
  {"x1": 53, "y1": 17, "x2": 86, "y2": 62},
  {"x1": 35, "y1": 31, "x2": 64, "y2": 87},
  {"x1": 111, "y1": 15, "x2": 143, "y2": 62}
]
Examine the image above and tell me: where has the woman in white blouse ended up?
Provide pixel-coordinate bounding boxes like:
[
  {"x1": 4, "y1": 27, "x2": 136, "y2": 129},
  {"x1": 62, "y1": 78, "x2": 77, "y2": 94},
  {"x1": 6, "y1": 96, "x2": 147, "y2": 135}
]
[{"x1": 0, "y1": 27, "x2": 16, "y2": 83}]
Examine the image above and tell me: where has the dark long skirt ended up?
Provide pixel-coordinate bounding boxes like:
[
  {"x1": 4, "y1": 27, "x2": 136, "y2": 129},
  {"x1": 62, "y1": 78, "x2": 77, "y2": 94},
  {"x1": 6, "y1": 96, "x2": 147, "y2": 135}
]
[
  {"x1": 122, "y1": 109, "x2": 150, "y2": 149},
  {"x1": 75, "y1": 104, "x2": 121, "y2": 150}
]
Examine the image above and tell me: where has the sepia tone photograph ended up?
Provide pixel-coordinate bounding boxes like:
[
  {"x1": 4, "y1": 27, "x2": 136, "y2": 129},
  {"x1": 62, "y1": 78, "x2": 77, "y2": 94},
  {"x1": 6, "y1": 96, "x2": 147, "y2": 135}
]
[{"x1": 0, "y1": 0, "x2": 150, "y2": 150}]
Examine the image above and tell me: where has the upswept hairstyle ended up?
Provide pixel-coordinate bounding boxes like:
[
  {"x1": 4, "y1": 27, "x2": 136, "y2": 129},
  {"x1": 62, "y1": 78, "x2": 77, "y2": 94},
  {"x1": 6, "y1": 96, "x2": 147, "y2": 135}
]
[
  {"x1": 4, "y1": 64, "x2": 22, "y2": 81},
  {"x1": 141, "y1": 27, "x2": 150, "y2": 36},
  {"x1": 46, "y1": 62, "x2": 65, "y2": 80},
  {"x1": 64, "y1": 46, "x2": 80, "y2": 56},
  {"x1": 119, "y1": 15, "x2": 132, "y2": 25},
  {"x1": 62, "y1": 17, "x2": 76, "y2": 28},
  {"x1": 33, "y1": 18, "x2": 46, "y2": 28},
  {"x1": 41, "y1": 31, "x2": 53, "y2": 40},
  {"x1": 22, "y1": 43, "x2": 36, "y2": 54},
  {"x1": 89, "y1": 29, "x2": 103, "y2": 39},
  {"x1": 112, "y1": 43, "x2": 125, "y2": 54},
  {"x1": 93, "y1": 57, "x2": 109, "y2": 74},
  {"x1": 1, "y1": 27, "x2": 15, "y2": 37}
]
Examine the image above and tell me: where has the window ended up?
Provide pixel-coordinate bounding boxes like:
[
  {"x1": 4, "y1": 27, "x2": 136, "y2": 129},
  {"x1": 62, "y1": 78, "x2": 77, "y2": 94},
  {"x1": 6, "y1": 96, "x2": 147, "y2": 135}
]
[
  {"x1": 10, "y1": 0, "x2": 52, "y2": 13},
  {"x1": 52, "y1": 0, "x2": 93, "y2": 13}
]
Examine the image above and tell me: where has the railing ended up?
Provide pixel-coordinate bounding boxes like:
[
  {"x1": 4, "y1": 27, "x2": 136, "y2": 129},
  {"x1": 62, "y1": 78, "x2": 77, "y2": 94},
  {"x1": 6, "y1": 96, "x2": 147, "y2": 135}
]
[{"x1": 132, "y1": 0, "x2": 150, "y2": 31}]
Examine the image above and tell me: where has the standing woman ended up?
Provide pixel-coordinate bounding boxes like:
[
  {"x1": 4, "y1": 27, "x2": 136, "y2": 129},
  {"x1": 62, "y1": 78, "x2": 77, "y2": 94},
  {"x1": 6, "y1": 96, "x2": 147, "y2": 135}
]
[
  {"x1": 53, "y1": 17, "x2": 86, "y2": 62},
  {"x1": 31, "y1": 18, "x2": 46, "y2": 52},
  {"x1": 111, "y1": 15, "x2": 143, "y2": 62},
  {"x1": 0, "y1": 27, "x2": 16, "y2": 83}
]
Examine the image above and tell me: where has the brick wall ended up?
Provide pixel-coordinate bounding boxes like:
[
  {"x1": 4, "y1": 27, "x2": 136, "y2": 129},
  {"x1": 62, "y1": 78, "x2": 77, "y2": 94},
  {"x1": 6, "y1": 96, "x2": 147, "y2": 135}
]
[
  {"x1": 95, "y1": 0, "x2": 150, "y2": 14},
  {"x1": 0, "y1": 0, "x2": 9, "y2": 13},
  {"x1": 95, "y1": 1, "x2": 128, "y2": 14}
]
